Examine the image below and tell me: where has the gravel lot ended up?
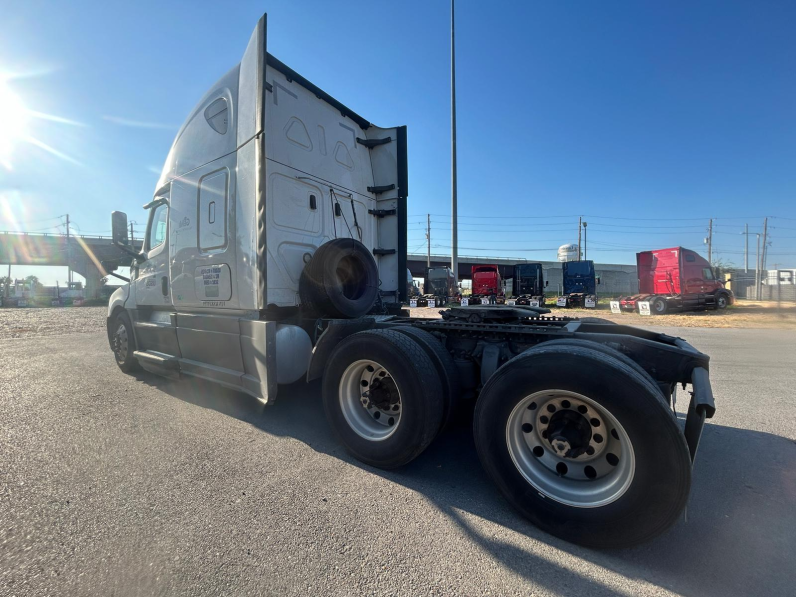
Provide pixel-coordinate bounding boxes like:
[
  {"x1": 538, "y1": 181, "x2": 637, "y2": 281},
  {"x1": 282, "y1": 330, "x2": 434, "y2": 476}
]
[
  {"x1": 2, "y1": 308, "x2": 795, "y2": 595},
  {"x1": 409, "y1": 300, "x2": 796, "y2": 329},
  {"x1": 0, "y1": 306, "x2": 107, "y2": 339},
  {"x1": 1, "y1": 299, "x2": 793, "y2": 342}
]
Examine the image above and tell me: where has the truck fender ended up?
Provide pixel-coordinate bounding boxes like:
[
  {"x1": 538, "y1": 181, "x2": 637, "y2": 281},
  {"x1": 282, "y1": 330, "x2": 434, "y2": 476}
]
[
  {"x1": 106, "y1": 285, "x2": 131, "y2": 348},
  {"x1": 306, "y1": 317, "x2": 377, "y2": 382},
  {"x1": 107, "y1": 285, "x2": 130, "y2": 319}
]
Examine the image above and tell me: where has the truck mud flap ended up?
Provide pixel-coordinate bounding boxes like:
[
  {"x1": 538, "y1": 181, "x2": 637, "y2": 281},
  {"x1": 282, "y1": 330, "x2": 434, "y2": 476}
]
[{"x1": 683, "y1": 366, "x2": 716, "y2": 463}]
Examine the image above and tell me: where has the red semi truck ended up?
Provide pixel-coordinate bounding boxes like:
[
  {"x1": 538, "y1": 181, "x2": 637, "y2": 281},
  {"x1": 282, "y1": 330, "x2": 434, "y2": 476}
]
[
  {"x1": 471, "y1": 265, "x2": 504, "y2": 304},
  {"x1": 619, "y1": 247, "x2": 734, "y2": 314}
]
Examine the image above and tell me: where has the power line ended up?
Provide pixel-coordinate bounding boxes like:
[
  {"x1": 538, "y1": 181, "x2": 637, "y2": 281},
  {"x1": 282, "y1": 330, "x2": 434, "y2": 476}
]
[
  {"x1": 411, "y1": 226, "x2": 708, "y2": 235},
  {"x1": 411, "y1": 213, "x2": 785, "y2": 222},
  {"x1": 429, "y1": 244, "x2": 561, "y2": 251},
  {"x1": 409, "y1": 213, "x2": 578, "y2": 219},
  {"x1": 0, "y1": 214, "x2": 67, "y2": 226},
  {"x1": 15, "y1": 223, "x2": 66, "y2": 233}
]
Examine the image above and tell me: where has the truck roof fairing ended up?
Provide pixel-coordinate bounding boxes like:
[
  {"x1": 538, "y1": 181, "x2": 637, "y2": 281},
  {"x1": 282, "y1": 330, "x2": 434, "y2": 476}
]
[{"x1": 156, "y1": 14, "x2": 384, "y2": 192}]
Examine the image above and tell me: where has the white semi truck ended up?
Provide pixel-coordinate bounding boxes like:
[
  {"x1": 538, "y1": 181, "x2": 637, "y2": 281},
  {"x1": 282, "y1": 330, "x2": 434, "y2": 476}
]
[{"x1": 106, "y1": 14, "x2": 715, "y2": 548}]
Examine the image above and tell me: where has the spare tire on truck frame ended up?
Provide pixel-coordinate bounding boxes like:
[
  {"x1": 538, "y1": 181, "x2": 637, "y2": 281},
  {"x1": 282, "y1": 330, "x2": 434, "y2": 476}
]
[{"x1": 299, "y1": 238, "x2": 379, "y2": 318}]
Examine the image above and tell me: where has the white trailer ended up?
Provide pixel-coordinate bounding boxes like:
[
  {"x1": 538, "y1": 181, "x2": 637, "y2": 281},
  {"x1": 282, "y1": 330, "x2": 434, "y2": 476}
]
[{"x1": 106, "y1": 14, "x2": 716, "y2": 549}]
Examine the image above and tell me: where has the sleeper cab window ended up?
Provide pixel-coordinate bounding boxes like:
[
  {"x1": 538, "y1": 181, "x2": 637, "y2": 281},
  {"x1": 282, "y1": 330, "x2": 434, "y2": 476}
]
[
  {"x1": 148, "y1": 203, "x2": 168, "y2": 250},
  {"x1": 198, "y1": 169, "x2": 229, "y2": 251}
]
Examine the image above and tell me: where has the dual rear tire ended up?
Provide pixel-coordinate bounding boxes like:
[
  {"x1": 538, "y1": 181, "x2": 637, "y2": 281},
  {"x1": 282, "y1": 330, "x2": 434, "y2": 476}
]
[
  {"x1": 474, "y1": 343, "x2": 691, "y2": 548},
  {"x1": 322, "y1": 331, "x2": 692, "y2": 548},
  {"x1": 322, "y1": 329, "x2": 445, "y2": 469}
]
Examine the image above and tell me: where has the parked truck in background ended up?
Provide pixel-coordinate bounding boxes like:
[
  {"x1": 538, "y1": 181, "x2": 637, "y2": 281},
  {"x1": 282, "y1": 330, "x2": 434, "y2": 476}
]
[
  {"x1": 422, "y1": 266, "x2": 455, "y2": 306},
  {"x1": 510, "y1": 263, "x2": 547, "y2": 307},
  {"x1": 407, "y1": 269, "x2": 420, "y2": 299},
  {"x1": 557, "y1": 260, "x2": 598, "y2": 308},
  {"x1": 471, "y1": 264, "x2": 503, "y2": 304},
  {"x1": 102, "y1": 13, "x2": 717, "y2": 549},
  {"x1": 619, "y1": 247, "x2": 733, "y2": 314}
]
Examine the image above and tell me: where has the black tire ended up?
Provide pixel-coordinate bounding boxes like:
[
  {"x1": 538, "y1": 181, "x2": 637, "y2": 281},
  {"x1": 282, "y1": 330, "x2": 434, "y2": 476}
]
[
  {"x1": 474, "y1": 344, "x2": 691, "y2": 548},
  {"x1": 716, "y1": 292, "x2": 729, "y2": 310},
  {"x1": 322, "y1": 329, "x2": 444, "y2": 469},
  {"x1": 532, "y1": 339, "x2": 670, "y2": 406},
  {"x1": 110, "y1": 310, "x2": 141, "y2": 373},
  {"x1": 652, "y1": 297, "x2": 668, "y2": 315},
  {"x1": 393, "y1": 326, "x2": 462, "y2": 431},
  {"x1": 299, "y1": 238, "x2": 379, "y2": 318}
]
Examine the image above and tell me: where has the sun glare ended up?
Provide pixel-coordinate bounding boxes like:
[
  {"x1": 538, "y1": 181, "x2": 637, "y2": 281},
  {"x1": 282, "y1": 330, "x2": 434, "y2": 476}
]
[
  {"x1": 0, "y1": 78, "x2": 31, "y2": 170},
  {"x1": 0, "y1": 72, "x2": 85, "y2": 170}
]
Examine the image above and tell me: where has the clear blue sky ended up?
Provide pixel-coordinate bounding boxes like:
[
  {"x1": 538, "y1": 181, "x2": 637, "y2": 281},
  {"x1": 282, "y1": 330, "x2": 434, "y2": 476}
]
[{"x1": 2, "y1": 0, "x2": 795, "y2": 285}]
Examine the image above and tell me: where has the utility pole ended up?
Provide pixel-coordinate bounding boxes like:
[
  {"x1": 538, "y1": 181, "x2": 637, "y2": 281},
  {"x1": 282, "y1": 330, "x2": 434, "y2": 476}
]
[
  {"x1": 450, "y1": 0, "x2": 458, "y2": 286},
  {"x1": 130, "y1": 221, "x2": 135, "y2": 245},
  {"x1": 583, "y1": 221, "x2": 588, "y2": 260},
  {"x1": 761, "y1": 217, "x2": 768, "y2": 273},
  {"x1": 426, "y1": 214, "x2": 431, "y2": 268},
  {"x1": 65, "y1": 214, "x2": 71, "y2": 286},
  {"x1": 5, "y1": 263, "x2": 9, "y2": 297},
  {"x1": 742, "y1": 223, "x2": 749, "y2": 272},
  {"x1": 707, "y1": 218, "x2": 713, "y2": 265},
  {"x1": 577, "y1": 216, "x2": 582, "y2": 260},
  {"x1": 755, "y1": 233, "x2": 761, "y2": 300},
  {"x1": 757, "y1": 218, "x2": 771, "y2": 300}
]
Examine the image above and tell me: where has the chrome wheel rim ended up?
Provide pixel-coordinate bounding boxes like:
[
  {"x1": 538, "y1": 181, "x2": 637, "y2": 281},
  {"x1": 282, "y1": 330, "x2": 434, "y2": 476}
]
[
  {"x1": 339, "y1": 359, "x2": 402, "y2": 441},
  {"x1": 718, "y1": 296, "x2": 727, "y2": 308},
  {"x1": 113, "y1": 323, "x2": 128, "y2": 363},
  {"x1": 506, "y1": 390, "x2": 635, "y2": 508},
  {"x1": 654, "y1": 300, "x2": 666, "y2": 313}
]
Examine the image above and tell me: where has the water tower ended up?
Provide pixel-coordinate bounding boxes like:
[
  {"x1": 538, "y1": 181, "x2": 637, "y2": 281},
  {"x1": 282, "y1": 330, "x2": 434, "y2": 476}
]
[{"x1": 557, "y1": 243, "x2": 579, "y2": 262}]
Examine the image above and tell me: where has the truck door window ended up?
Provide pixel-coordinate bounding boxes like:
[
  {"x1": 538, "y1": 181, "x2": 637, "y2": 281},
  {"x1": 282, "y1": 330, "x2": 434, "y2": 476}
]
[
  {"x1": 147, "y1": 203, "x2": 168, "y2": 250},
  {"x1": 703, "y1": 268, "x2": 714, "y2": 280}
]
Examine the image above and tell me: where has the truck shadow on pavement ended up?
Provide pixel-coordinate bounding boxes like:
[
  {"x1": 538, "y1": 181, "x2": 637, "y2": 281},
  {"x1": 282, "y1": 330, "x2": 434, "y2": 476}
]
[{"x1": 140, "y1": 373, "x2": 796, "y2": 597}]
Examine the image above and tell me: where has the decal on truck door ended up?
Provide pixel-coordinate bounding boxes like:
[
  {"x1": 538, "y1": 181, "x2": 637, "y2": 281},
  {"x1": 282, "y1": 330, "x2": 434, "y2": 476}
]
[{"x1": 194, "y1": 264, "x2": 232, "y2": 301}]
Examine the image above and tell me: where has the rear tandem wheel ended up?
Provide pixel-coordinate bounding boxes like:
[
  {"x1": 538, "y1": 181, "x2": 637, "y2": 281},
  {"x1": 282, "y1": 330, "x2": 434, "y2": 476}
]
[
  {"x1": 392, "y1": 325, "x2": 462, "y2": 431},
  {"x1": 322, "y1": 329, "x2": 445, "y2": 469},
  {"x1": 473, "y1": 343, "x2": 691, "y2": 548}
]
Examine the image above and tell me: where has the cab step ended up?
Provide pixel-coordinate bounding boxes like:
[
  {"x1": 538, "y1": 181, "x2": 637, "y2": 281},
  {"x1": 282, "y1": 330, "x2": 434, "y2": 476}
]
[{"x1": 133, "y1": 350, "x2": 180, "y2": 379}]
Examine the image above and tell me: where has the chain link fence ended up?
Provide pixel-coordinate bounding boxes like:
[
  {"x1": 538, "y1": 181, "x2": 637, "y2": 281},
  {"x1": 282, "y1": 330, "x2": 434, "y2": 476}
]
[{"x1": 729, "y1": 270, "x2": 796, "y2": 302}]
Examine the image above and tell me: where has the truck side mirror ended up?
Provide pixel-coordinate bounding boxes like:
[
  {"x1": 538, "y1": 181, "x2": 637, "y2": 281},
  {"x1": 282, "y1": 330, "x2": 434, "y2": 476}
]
[
  {"x1": 545, "y1": 280, "x2": 549, "y2": 287},
  {"x1": 112, "y1": 211, "x2": 129, "y2": 246},
  {"x1": 111, "y1": 210, "x2": 144, "y2": 263}
]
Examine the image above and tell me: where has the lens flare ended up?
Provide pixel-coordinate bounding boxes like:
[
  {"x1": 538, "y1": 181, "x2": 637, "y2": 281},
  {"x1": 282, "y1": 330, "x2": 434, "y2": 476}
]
[
  {"x1": 0, "y1": 78, "x2": 31, "y2": 170},
  {"x1": 0, "y1": 72, "x2": 85, "y2": 170}
]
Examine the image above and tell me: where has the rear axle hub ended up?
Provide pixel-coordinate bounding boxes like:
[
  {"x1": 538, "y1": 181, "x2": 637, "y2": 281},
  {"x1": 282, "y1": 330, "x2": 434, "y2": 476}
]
[{"x1": 546, "y1": 410, "x2": 592, "y2": 458}]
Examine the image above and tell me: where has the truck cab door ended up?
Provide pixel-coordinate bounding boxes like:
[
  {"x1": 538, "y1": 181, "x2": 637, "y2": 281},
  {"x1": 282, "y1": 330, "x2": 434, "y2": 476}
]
[
  {"x1": 135, "y1": 192, "x2": 172, "y2": 307},
  {"x1": 702, "y1": 267, "x2": 720, "y2": 293},
  {"x1": 684, "y1": 275, "x2": 703, "y2": 295}
]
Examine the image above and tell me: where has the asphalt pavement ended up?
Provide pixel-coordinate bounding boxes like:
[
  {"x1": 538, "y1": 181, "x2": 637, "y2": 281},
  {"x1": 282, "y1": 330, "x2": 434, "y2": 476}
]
[{"x1": 1, "y1": 324, "x2": 795, "y2": 596}]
